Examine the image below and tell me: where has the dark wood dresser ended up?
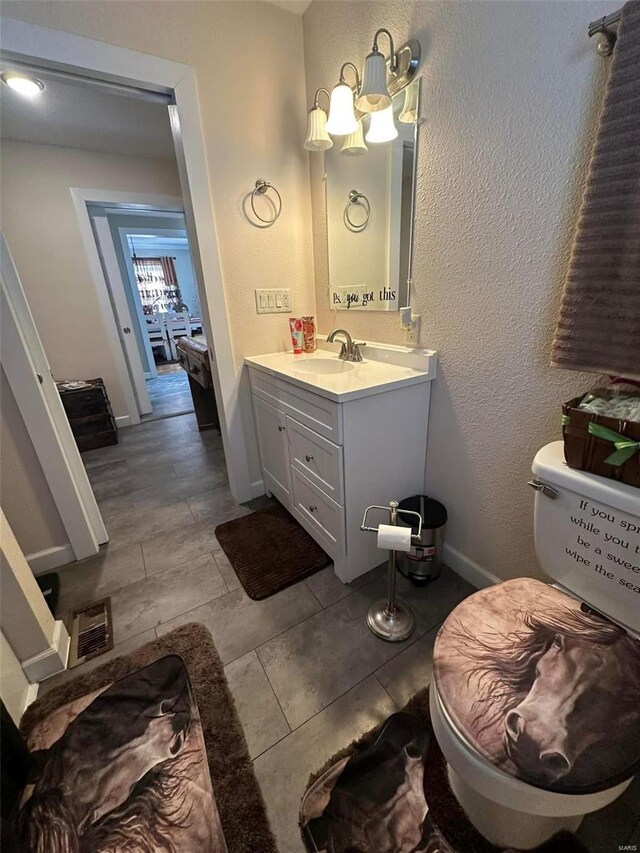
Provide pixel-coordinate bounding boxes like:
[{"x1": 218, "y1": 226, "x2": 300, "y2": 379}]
[
  {"x1": 56, "y1": 378, "x2": 118, "y2": 452},
  {"x1": 176, "y1": 338, "x2": 220, "y2": 432}
]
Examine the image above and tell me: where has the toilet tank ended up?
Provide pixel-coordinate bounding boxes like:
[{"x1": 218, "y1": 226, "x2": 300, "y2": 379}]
[{"x1": 532, "y1": 442, "x2": 640, "y2": 633}]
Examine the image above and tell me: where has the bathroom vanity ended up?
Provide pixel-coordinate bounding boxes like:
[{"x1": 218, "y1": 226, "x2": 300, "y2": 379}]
[{"x1": 246, "y1": 343, "x2": 436, "y2": 583}]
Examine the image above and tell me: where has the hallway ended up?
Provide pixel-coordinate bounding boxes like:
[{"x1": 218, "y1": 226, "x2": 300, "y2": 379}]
[{"x1": 141, "y1": 364, "x2": 193, "y2": 422}]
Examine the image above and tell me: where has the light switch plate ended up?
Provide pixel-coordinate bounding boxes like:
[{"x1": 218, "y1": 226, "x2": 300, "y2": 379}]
[{"x1": 255, "y1": 288, "x2": 292, "y2": 314}]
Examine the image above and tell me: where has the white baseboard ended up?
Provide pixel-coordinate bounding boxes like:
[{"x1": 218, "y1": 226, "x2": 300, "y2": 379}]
[
  {"x1": 22, "y1": 619, "x2": 70, "y2": 683},
  {"x1": 444, "y1": 543, "x2": 501, "y2": 590},
  {"x1": 115, "y1": 414, "x2": 132, "y2": 428},
  {"x1": 250, "y1": 478, "x2": 265, "y2": 499},
  {"x1": 27, "y1": 544, "x2": 75, "y2": 575}
]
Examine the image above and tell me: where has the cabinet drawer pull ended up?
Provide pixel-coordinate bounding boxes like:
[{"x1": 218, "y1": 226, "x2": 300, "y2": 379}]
[
  {"x1": 309, "y1": 505, "x2": 318, "y2": 513},
  {"x1": 278, "y1": 425, "x2": 286, "y2": 432},
  {"x1": 305, "y1": 454, "x2": 314, "y2": 462}
]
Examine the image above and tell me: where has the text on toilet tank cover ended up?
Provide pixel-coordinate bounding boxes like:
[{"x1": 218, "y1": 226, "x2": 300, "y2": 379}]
[{"x1": 565, "y1": 496, "x2": 640, "y2": 597}]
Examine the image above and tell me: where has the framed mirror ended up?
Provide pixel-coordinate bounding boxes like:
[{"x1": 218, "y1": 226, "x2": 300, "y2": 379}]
[{"x1": 325, "y1": 79, "x2": 420, "y2": 312}]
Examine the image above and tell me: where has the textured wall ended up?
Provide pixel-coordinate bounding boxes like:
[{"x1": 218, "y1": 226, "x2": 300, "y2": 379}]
[
  {"x1": 0, "y1": 141, "x2": 181, "y2": 418},
  {"x1": 0, "y1": 370, "x2": 68, "y2": 559},
  {"x1": 2, "y1": 1, "x2": 315, "y2": 367},
  {"x1": 304, "y1": 1, "x2": 613, "y2": 581}
]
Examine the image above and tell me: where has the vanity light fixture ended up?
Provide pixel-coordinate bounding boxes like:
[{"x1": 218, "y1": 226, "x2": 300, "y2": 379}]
[
  {"x1": 341, "y1": 120, "x2": 368, "y2": 156},
  {"x1": 304, "y1": 88, "x2": 333, "y2": 151},
  {"x1": 355, "y1": 28, "x2": 398, "y2": 113},
  {"x1": 365, "y1": 105, "x2": 398, "y2": 144},
  {"x1": 1, "y1": 71, "x2": 45, "y2": 97},
  {"x1": 399, "y1": 83, "x2": 419, "y2": 124},
  {"x1": 326, "y1": 62, "x2": 360, "y2": 136}
]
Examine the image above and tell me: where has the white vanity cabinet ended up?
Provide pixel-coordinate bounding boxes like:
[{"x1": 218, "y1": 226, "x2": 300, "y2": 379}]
[{"x1": 247, "y1": 347, "x2": 436, "y2": 583}]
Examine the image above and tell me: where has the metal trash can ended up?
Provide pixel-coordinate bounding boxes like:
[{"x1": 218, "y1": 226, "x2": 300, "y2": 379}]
[{"x1": 396, "y1": 495, "x2": 447, "y2": 585}]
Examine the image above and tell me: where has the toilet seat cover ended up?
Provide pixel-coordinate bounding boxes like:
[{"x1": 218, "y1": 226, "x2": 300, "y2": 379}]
[{"x1": 433, "y1": 578, "x2": 640, "y2": 794}]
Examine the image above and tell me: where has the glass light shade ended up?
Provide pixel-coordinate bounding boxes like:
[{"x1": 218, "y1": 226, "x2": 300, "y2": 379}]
[
  {"x1": 365, "y1": 105, "x2": 398, "y2": 143},
  {"x1": 341, "y1": 120, "x2": 368, "y2": 156},
  {"x1": 304, "y1": 107, "x2": 333, "y2": 151},
  {"x1": 326, "y1": 83, "x2": 358, "y2": 135},
  {"x1": 355, "y1": 51, "x2": 391, "y2": 113},
  {"x1": 399, "y1": 83, "x2": 419, "y2": 124}
]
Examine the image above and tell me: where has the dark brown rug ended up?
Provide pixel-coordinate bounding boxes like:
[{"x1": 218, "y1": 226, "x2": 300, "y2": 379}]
[
  {"x1": 20, "y1": 623, "x2": 277, "y2": 853},
  {"x1": 215, "y1": 503, "x2": 331, "y2": 600},
  {"x1": 301, "y1": 688, "x2": 589, "y2": 853}
]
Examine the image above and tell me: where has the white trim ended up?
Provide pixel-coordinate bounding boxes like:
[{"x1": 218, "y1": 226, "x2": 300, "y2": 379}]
[
  {"x1": 115, "y1": 414, "x2": 133, "y2": 428},
  {"x1": 27, "y1": 544, "x2": 75, "y2": 575},
  {"x1": 444, "y1": 543, "x2": 501, "y2": 590},
  {"x1": 92, "y1": 215, "x2": 152, "y2": 415},
  {"x1": 22, "y1": 620, "x2": 70, "y2": 683},
  {"x1": 24, "y1": 682, "x2": 39, "y2": 711},
  {"x1": 250, "y1": 478, "x2": 266, "y2": 499},
  {"x1": 2, "y1": 17, "x2": 252, "y2": 504},
  {"x1": 0, "y1": 235, "x2": 106, "y2": 559}
]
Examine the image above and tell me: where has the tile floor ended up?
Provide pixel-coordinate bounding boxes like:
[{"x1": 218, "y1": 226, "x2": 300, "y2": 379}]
[
  {"x1": 40, "y1": 412, "x2": 638, "y2": 853},
  {"x1": 141, "y1": 367, "x2": 194, "y2": 422}
]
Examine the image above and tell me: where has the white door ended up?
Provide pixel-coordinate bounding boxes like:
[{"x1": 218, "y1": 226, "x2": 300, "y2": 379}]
[
  {"x1": 92, "y1": 217, "x2": 152, "y2": 415},
  {"x1": 0, "y1": 233, "x2": 107, "y2": 558},
  {"x1": 253, "y1": 397, "x2": 292, "y2": 505}
]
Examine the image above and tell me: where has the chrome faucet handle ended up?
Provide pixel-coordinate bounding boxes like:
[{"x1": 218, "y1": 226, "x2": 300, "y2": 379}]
[
  {"x1": 337, "y1": 342, "x2": 348, "y2": 360},
  {"x1": 352, "y1": 342, "x2": 366, "y2": 362}
]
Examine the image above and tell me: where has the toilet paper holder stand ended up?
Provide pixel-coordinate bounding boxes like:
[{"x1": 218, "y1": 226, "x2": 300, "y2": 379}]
[{"x1": 360, "y1": 501, "x2": 423, "y2": 642}]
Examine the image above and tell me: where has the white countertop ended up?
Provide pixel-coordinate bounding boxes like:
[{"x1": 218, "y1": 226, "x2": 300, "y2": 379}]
[{"x1": 244, "y1": 347, "x2": 435, "y2": 402}]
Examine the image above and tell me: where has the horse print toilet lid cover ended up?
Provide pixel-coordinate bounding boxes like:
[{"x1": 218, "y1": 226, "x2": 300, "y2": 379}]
[{"x1": 433, "y1": 577, "x2": 640, "y2": 794}]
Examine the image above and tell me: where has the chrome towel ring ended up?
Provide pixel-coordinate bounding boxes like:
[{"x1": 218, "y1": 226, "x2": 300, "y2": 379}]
[
  {"x1": 344, "y1": 189, "x2": 371, "y2": 232},
  {"x1": 250, "y1": 179, "x2": 282, "y2": 225}
]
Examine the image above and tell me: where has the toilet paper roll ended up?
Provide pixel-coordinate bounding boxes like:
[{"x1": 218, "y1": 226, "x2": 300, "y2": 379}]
[{"x1": 377, "y1": 524, "x2": 412, "y2": 553}]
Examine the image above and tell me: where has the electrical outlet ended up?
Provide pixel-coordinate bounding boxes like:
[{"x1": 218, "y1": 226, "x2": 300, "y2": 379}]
[
  {"x1": 255, "y1": 288, "x2": 292, "y2": 314},
  {"x1": 406, "y1": 313, "x2": 421, "y2": 342}
]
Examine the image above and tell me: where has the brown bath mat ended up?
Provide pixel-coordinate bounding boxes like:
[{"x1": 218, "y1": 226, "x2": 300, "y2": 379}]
[
  {"x1": 301, "y1": 688, "x2": 590, "y2": 853},
  {"x1": 215, "y1": 504, "x2": 331, "y2": 600}
]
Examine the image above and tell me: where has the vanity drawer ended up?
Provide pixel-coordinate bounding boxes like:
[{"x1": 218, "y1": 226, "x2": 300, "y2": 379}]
[
  {"x1": 287, "y1": 416, "x2": 343, "y2": 505},
  {"x1": 249, "y1": 369, "x2": 342, "y2": 444},
  {"x1": 291, "y1": 467, "x2": 345, "y2": 558}
]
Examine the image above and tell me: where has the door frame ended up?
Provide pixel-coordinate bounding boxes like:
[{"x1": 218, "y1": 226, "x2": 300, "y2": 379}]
[
  {"x1": 1, "y1": 16, "x2": 253, "y2": 503},
  {"x1": 1, "y1": 235, "x2": 107, "y2": 561}
]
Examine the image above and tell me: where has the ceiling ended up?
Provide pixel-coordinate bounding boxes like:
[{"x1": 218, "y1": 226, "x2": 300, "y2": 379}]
[
  {"x1": 266, "y1": 0, "x2": 312, "y2": 14},
  {"x1": 0, "y1": 68, "x2": 176, "y2": 160}
]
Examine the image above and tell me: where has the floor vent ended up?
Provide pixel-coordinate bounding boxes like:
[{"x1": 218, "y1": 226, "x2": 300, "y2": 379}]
[{"x1": 68, "y1": 598, "x2": 114, "y2": 669}]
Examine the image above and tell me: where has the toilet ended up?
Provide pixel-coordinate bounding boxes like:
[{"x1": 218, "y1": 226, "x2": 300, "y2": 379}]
[{"x1": 431, "y1": 441, "x2": 640, "y2": 850}]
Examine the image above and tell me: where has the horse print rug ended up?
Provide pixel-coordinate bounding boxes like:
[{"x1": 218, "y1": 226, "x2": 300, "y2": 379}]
[{"x1": 15, "y1": 655, "x2": 227, "y2": 852}]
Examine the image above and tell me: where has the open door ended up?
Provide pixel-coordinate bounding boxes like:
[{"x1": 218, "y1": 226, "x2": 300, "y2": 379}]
[
  {"x1": 0, "y1": 234, "x2": 107, "y2": 560},
  {"x1": 92, "y1": 217, "x2": 152, "y2": 416}
]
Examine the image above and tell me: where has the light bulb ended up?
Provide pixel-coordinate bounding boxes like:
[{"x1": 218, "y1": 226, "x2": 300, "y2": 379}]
[
  {"x1": 365, "y1": 105, "x2": 398, "y2": 143},
  {"x1": 1, "y1": 73, "x2": 44, "y2": 98},
  {"x1": 326, "y1": 83, "x2": 358, "y2": 136}
]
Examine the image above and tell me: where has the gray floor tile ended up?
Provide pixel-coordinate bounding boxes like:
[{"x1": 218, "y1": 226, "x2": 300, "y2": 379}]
[
  {"x1": 362, "y1": 565, "x2": 476, "y2": 632},
  {"x1": 106, "y1": 501, "x2": 195, "y2": 551},
  {"x1": 253, "y1": 676, "x2": 397, "y2": 853},
  {"x1": 187, "y1": 488, "x2": 253, "y2": 525},
  {"x1": 96, "y1": 494, "x2": 136, "y2": 523},
  {"x1": 156, "y1": 583, "x2": 322, "y2": 665},
  {"x1": 257, "y1": 586, "x2": 428, "y2": 729},
  {"x1": 212, "y1": 549, "x2": 241, "y2": 592},
  {"x1": 90, "y1": 464, "x2": 177, "y2": 500},
  {"x1": 55, "y1": 543, "x2": 145, "y2": 621},
  {"x1": 129, "y1": 473, "x2": 227, "y2": 513},
  {"x1": 375, "y1": 627, "x2": 438, "y2": 707},
  {"x1": 141, "y1": 519, "x2": 220, "y2": 575},
  {"x1": 38, "y1": 629, "x2": 157, "y2": 696},
  {"x1": 304, "y1": 566, "x2": 349, "y2": 607},
  {"x1": 224, "y1": 651, "x2": 290, "y2": 759},
  {"x1": 111, "y1": 553, "x2": 227, "y2": 643}
]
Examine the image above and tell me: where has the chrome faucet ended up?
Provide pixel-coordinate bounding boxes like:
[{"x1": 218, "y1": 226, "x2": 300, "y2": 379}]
[{"x1": 327, "y1": 328, "x2": 366, "y2": 362}]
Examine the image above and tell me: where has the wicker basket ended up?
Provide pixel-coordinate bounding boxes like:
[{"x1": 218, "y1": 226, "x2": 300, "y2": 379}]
[{"x1": 562, "y1": 395, "x2": 640, "y2": 488}]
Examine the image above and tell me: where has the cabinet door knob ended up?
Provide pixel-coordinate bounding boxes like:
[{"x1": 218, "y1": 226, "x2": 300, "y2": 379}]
[
  {"x1": 278, "y1": 425, "x2": 285, "y2": 432},
  {"x1": 309, "y1": 505, "x2": 317, "y2": 513},
  {"x1": 305, "y1": 454, "x2": 314, "y2": 462}
]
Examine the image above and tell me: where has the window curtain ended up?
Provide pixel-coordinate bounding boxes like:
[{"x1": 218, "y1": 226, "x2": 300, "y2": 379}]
[{"x1": 159, "y1": 256, "x2": 178, "y2": 288}]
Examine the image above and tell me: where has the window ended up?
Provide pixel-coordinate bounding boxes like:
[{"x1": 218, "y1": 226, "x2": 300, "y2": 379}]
[{"x1": 133, "y1": 256, "x2": 182, "y2": 313}]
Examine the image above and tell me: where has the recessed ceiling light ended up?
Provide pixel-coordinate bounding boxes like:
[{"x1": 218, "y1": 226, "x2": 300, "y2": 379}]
[{"x1": 1, "y1": 72, "x2": 45, "y2": 98}]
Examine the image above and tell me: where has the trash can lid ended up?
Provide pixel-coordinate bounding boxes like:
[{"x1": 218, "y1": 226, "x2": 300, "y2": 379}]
[{"x1": 398, "y1": 495, "x2": 447, "y2": 531}]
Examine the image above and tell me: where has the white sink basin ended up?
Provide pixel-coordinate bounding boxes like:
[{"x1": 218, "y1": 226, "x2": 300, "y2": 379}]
[{"x1": 288, "y1": 358, "x2": 355, "y2": 375}]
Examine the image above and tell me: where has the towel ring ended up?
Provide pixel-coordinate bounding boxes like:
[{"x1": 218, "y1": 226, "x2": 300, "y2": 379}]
[
  {"x1": 250, "y1": 179, "x2": 282, "y2": 224},
  {"x1": 344, "y1": 189, "x2": 371, "y2": 232}
]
